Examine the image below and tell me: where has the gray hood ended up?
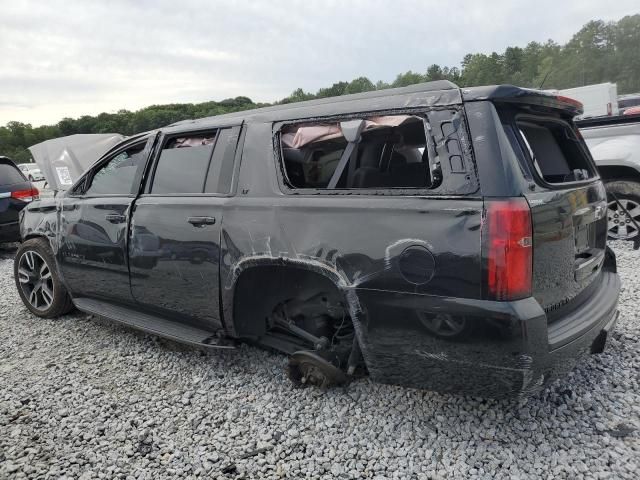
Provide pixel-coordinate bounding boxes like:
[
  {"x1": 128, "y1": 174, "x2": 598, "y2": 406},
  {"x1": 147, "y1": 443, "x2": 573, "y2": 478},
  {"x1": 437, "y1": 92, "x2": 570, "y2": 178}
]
[{"x1": 28, "y1": 134, "x2": 125, "y2": 191}]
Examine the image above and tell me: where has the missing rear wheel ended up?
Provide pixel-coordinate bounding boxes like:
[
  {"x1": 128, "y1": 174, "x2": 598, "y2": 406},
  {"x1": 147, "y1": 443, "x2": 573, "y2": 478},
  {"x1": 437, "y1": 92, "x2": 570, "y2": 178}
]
[{"x1": 287, "y1": 350, "x2": 348, "y2": 388}]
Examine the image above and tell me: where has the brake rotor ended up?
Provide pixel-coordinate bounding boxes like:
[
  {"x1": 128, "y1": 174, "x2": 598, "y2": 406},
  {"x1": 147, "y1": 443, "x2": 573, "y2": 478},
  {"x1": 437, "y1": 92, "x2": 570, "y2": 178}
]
[{"x1": 287, "y1": 350, "x2": 348, "y2": 388}]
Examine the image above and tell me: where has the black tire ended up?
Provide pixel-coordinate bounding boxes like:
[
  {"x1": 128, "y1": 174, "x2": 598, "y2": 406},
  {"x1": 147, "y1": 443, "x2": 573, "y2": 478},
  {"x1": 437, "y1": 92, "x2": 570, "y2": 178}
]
[
  {"x1": 605, "y1": 180, "x2": 640, "y2": 241},
  {"x1": 14, "y1": 238, "x2": 75, "y2": 318}
]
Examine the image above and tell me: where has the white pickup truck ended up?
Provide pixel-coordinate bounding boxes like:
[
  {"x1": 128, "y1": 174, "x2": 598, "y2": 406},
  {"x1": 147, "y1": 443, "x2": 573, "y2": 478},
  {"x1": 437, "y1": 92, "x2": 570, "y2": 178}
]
[{"x1": 578, "y1": 114, "x2": 640, "y2": 245}]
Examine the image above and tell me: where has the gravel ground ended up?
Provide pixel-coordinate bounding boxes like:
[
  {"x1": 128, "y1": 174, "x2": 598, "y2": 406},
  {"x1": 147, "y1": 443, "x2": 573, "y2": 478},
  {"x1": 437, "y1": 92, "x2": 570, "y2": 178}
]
[{"x1": 0, "y1": 241, "x2": 638, "y2": 479}]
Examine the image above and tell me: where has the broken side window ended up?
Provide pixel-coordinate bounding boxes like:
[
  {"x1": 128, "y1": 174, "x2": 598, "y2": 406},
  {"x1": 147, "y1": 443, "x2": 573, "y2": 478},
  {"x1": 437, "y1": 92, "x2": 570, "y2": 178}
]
[
  {"x1": 516, "y1": 119, "x2": 596, "y2": 184},
  {"x1": 86, "y1": 142, "x2": 147, "y2": 195},
  {"x1": 280, "y1": 115, "x2": 437, "y2": 190}
]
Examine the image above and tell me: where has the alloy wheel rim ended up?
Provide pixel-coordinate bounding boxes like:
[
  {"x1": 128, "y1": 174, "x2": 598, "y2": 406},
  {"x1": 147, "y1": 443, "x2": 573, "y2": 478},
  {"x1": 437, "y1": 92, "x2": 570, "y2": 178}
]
[
  {"x1": 18, "y1": 250, "x2": 54, "y2": 311},
  {"x1": 607, "y1": 199, "x2": 640, "y2": 240}
]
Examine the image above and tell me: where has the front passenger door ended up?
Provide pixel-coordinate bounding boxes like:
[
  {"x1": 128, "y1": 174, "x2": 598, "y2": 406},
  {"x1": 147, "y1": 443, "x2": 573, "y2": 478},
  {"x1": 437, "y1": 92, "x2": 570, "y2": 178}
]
[{"x1": 58, "y1": 137, "x2": 153, "y2": 303}]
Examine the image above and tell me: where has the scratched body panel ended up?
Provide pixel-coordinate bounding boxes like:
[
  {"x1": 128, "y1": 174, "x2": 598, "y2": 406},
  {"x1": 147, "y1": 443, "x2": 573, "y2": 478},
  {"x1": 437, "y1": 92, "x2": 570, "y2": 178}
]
[
  {"x1": 20, "y1": 196, "x2": 59, "y2": 252},
  {"x1": 128, "y1": 196, "x2": 225, "y2": 331},
  {"x1": 17, "y1": 82, "x2": 621, "y2": 399}
]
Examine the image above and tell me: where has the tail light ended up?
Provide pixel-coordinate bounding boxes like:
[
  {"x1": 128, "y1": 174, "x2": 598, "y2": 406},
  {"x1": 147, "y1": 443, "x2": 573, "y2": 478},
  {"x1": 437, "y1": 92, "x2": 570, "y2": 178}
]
[
  {"x1": 485, "y1": 198, "x2": 533, "y2": 301},
  {"x1": 11, "y1": 187, "x2": 40, "y2": 202},
  {"x1": 555, "y1": 95, "x2": 584, "y2": 112}
]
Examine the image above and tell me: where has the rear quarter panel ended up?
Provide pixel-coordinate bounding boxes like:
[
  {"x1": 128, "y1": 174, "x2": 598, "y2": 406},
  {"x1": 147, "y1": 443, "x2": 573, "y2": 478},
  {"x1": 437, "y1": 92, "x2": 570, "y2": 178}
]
[
  {"x1": 221, "y1": 122, "x2": 482, "y2": 299},
  {"x1": 220, "y1": 122, "x2": 485, "y2": 389}
]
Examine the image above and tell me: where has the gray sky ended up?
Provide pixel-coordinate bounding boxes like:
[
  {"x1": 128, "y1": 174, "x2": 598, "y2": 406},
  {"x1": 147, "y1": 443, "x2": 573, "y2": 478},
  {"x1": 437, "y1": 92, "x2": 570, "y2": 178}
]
[{"x1": 1, "y1": 0, "x2": 638, "y2": 126}]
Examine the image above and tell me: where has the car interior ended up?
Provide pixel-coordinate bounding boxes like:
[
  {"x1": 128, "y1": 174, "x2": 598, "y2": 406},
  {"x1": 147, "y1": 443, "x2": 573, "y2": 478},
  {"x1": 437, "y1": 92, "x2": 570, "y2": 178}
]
[{"x1": 281, "y1": 115, "x2": 434, "y2": 190}]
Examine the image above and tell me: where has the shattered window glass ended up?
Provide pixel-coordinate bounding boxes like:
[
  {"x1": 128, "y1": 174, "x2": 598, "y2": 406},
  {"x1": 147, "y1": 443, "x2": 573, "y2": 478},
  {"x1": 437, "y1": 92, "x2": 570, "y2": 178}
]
[
  {"x1": 517, "y1": 120, "x2": 595, "y2": 184},
  {"x1": 86, "y1": 142, "x2": 146, "y2": 195},
  {"x1": 280, "y1": 115, "x2": 432, "y2": 189}
]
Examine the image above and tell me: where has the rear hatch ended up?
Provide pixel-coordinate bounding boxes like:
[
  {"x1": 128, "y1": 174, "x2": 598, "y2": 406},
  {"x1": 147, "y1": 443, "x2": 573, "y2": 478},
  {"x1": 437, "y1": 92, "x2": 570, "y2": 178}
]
[{"x1": 495, "y1": 96, "x2": 608, "y2": 316}]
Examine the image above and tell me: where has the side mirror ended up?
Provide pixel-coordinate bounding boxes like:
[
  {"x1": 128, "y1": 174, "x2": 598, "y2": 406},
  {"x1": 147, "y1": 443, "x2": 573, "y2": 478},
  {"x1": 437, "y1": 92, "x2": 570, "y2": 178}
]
[{"x1": 340, "y1": 119, "x2": 366, "y2": 143}]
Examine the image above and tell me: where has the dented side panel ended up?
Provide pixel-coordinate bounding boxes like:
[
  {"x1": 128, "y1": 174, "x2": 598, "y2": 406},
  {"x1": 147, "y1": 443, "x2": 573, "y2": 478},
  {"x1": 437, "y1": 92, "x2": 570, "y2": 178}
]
[
  {"x1": 218, "y1": 119, "x2": 497, "y2": 394},
  {"x1": 221, "y1": 196, "x2": 483, "y2": 298},
  {"x1": 354, "y1": 290, "x2": 550, "y2": 398},
  {"x1": 219, "y1": 194, "x2": 488, "y2": 393},
  {"x1": 19, "y1": 197, "x2": 60, "y2": 252}
]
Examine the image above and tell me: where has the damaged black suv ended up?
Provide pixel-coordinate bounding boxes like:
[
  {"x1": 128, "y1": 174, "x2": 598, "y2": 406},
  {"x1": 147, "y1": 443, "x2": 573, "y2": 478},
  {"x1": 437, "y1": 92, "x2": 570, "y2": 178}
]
[{"x1": 16, "y1": 81, "x2": 620, "y2": 398}]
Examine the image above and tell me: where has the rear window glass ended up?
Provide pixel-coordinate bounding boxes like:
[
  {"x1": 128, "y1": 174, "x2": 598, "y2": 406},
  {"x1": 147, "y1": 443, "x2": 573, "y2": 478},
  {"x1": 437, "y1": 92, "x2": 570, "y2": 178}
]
[
  {"x1": 0, "y1": 162, "x2": 27, "y2": 186},
  {"x1": 515, "y1": 119, "x2": 595, "y2": 184},
  {"x1": 280, "y1": 115, "x2": 434, "y2": 190},
  {"x1": 152, "y1": 133, "x2": 217, "y2": 194}
]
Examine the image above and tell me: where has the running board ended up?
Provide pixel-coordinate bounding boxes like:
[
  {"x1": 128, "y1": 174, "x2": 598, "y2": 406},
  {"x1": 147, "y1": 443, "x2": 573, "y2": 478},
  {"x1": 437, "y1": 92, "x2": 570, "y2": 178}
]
[{"x1": 73, "y1": 298, "x2": 235, "y2": 349}]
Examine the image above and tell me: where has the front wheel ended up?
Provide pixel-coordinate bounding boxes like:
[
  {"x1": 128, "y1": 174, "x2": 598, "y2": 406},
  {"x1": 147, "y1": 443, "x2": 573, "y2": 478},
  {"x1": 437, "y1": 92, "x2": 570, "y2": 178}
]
[
  {"x1": 14, "y1": 238, "x2": 74, "y2": 318},
  {"x1": 605, "y1": 180, "x2": 640, "y2": 241}
]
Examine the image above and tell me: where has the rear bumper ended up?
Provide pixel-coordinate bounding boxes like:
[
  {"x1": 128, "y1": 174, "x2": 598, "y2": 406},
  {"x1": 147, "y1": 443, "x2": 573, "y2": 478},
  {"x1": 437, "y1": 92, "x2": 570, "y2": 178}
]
[{"x1": 353, "y1": 263, "x2": 620, "y2": 399}]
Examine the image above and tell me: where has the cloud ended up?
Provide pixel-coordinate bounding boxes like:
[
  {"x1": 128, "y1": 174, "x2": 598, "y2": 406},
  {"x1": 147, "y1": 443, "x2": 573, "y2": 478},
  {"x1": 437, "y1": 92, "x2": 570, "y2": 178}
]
[{"x1": 0, "y1": 0, "x2": 638, "y2": 126}]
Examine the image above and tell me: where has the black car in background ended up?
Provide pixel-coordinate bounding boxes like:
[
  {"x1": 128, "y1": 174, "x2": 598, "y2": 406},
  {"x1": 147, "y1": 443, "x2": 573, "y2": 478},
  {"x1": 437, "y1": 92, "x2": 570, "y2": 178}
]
[
  {"x1": 0, "y1": 156, "x2": 39, "y2": 243},
  {"x1": 15, "y1": 82, "x2": 620, "y2": 398}
]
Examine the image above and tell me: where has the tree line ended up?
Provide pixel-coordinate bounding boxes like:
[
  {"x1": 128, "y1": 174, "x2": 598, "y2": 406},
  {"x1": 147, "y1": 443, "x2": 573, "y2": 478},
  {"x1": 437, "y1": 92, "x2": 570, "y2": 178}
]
[{"x1": 2, "y1": 15, "x2": 639, "y2": 164}]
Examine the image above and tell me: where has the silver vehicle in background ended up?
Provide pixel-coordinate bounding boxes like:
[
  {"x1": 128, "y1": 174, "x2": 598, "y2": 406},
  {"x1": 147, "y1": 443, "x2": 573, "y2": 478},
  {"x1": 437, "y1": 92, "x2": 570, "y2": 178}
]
[
  {"x1": 578, "y1": 113, "x2": 640, "y2": 245},
  {"x1": 17, "y1": 163, "x2": 45, "y2": 182}
]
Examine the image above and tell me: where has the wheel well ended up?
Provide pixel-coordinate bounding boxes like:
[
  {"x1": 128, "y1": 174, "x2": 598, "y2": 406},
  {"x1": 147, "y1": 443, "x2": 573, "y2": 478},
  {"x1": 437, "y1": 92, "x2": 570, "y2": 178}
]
[
  {"x1": 232, "y1": 265, "x2": 347, "y2": 339},
  {"x1": 598, "y1": 165, "x2": 640, "y2": 182},
  {"x1": 23, "y1": 234, "x2": 52, "y2": 249}
]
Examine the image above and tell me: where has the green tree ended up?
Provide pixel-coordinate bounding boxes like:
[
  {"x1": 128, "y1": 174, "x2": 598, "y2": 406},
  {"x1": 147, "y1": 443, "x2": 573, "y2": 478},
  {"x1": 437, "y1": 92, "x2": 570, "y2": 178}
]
[
  {"x1": 425, "y1": 64, "x2": 444, "y2": 81},
  {"x1": 345, "y1": 77, "x2": 375, "y2": 94},
  {"x1": 391, "y1": 71, "x2": 425, "y2": 88},
  {"x1": 613, "y1": 14, "x2": 640, "y2": 93},
  {"x1": 317, "y1": 81, "x2": 349, "y2": 98}
]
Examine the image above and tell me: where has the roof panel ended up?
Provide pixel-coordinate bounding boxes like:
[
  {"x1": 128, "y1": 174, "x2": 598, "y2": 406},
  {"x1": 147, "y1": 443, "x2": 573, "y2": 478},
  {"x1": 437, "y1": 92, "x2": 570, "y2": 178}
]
[{"x1": 168, "y1": 80, "x2": 462, "y2": 129}]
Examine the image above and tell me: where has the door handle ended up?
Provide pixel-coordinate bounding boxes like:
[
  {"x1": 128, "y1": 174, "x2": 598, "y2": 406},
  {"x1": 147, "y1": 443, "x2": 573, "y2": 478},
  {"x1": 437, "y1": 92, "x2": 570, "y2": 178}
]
[
  {"x1": 188, "y1": 216, "x2": 216, "y2": 227},
  {"x1": 105, "y1": 214, "x2": 126, "y2": 224}
]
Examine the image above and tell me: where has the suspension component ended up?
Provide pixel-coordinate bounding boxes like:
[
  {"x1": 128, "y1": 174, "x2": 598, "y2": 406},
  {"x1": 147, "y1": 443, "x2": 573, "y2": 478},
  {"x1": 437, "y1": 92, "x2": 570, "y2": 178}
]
[{"x1": 287, "y1": 350, "x2": 347, "y2": 388}]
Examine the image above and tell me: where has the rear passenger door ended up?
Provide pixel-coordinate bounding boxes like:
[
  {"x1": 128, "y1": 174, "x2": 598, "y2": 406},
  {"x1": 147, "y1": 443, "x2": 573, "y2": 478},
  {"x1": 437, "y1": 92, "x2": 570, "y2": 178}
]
[{"x1": 129, "y1": 126, "x2": 241, "y2": 331}]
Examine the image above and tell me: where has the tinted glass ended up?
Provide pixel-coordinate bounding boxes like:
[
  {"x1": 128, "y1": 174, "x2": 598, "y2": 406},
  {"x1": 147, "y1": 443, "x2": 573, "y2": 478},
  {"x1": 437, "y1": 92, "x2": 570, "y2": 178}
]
[
  {"x1": 86, "y1": 142, "x2": 147, "y2": 195},
  {"x1": 0, "y1": 163, "x2": 27, "y2": 186},
  {"x1": 152, "y1": 133, "x2": 217, "y2": 194},
  {"x1": 205, "y1": 127, "x2": 240, "y2": 194}
]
